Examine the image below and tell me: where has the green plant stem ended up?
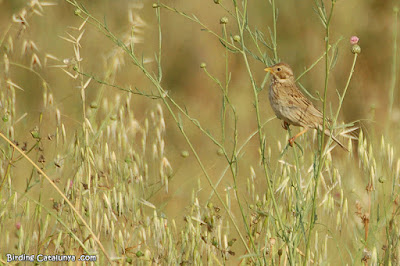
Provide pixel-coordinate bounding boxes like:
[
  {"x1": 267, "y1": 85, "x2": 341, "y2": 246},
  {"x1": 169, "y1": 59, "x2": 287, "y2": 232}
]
[
  {"x1": 287, "y1": 127, "x2": 307, "y2": 257},
  {"x1": 219, "y1": 23, "x2": 252, "y2": 263},
  {"x1": 305, "y1": 1, "x2": 336, "y2": 264},
  {"x1": 156, "y1": 6, "x2": 163, "y2": 83},
  {"x1": 271, "y1": 0, "x2": 278, "y2": 61},
  {"x1": 0, "y1": 149, "x2": 14, "y2": 192},
  {"x1": 332, "y1": 53, "x2": 358, "y2": 126},
  {"x1": 295, "y1": 48, "x2": 330, "y2": 82},
  {"x1": 233, "y1": 0, "x2": 294, "y2": 263},
  {"x1": 159, "y1": 3, "x2": 239, "y2": 52},
  {"x1": 389, "y1": 7, "x2": 399, "y2": 116},
  {"x1": 222, "y1": 24, "x2": 228, "y2": 145}
]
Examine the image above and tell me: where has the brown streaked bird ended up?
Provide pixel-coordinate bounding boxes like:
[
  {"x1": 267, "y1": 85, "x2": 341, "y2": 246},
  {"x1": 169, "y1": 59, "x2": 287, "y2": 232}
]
[{"x1": 264, "y1": 62, "x2": 348, "y2": 151}]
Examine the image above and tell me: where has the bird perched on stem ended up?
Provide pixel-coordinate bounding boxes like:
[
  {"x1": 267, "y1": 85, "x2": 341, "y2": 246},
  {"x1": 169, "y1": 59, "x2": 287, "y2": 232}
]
[{"x1": 264, "y1": 62, "x2": 348, "y2": 151}]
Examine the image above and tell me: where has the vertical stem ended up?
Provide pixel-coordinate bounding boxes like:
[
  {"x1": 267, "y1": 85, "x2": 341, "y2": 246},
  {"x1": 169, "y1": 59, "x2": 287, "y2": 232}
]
[
  {"x1": 305, "y1": 1, "x2": 336, "y2": 264},
  {"x1": 234, "y1": 0, "x2": 295, "y2": 263},
  {"x1": 157, "y1": 3, "x2": 163, "y2": 83},
  {"x1": 222, "y1": 24, "x2": 228, "y2": 144},
  {"x1": 272, "y1": 0, "x2": 278, "y2": 61},
  {"x1": 389, "y1": 7, "x2": 399, "y2": 117}
]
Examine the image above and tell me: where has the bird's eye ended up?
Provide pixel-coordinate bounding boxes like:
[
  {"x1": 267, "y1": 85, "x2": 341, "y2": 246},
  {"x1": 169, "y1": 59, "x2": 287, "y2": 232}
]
[{"x1": 277, "y1": 67, "x2": 281, "y2": 71}]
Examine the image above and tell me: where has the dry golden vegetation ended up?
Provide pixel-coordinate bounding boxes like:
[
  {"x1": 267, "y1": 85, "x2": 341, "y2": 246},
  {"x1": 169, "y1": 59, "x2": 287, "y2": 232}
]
[{"x1": 0, "y1": 0, "x2": 399, "y2": 264}]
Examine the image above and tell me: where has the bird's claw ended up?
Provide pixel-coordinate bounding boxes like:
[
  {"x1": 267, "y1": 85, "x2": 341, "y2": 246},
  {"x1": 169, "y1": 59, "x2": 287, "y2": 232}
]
[{"x1": 282, "y1": 121, "x2": 289, "y2": 130}]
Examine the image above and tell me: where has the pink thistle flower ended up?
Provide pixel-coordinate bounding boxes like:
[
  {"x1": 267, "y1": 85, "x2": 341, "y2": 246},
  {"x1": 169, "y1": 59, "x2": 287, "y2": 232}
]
[{"x1": 350, "y1": 36, "x2": 359, "y2": 45}]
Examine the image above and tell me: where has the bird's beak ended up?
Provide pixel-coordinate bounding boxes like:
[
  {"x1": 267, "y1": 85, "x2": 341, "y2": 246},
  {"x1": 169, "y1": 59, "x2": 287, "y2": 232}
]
[{"x1": 264, "y1": 67, "x2": 273, "y2": 73}]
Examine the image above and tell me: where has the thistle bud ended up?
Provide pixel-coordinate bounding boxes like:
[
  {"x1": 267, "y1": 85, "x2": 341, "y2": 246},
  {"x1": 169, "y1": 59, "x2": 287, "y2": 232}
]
[
  {"x1": 220, "y1": 17, "x2": 228, "y2": 24},
  {"x1": 351, "y1": 44, "x2": 361, "y2": 54}
]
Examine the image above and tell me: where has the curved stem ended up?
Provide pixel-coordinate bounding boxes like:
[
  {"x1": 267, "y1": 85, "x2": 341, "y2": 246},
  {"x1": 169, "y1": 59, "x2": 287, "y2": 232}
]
[{"x1": 333, "y1": 53, "x2": 358, "y2": 125}]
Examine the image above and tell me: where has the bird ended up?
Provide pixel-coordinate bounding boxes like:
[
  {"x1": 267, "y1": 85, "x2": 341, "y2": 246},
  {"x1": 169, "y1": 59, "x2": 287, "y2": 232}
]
[{"x1": 264, "y1": 62, "x2": 348, "y2": 151}]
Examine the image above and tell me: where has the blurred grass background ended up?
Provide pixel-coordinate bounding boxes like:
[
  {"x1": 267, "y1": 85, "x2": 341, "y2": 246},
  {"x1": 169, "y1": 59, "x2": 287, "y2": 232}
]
[{"x1": 0, "y1": 0, "x2": 399, "y2": 264}]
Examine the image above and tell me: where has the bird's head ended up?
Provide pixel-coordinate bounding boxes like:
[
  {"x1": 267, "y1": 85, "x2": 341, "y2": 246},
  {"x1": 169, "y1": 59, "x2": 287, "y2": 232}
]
[{"x1": 264, "y1": 62, "x2": 294, "y2": 82}]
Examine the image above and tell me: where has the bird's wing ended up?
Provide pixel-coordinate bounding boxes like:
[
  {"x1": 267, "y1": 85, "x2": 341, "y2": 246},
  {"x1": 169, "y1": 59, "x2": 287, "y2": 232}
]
[{"x1": 284, "y1": 84, "x2": 323, "y2": 127}]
